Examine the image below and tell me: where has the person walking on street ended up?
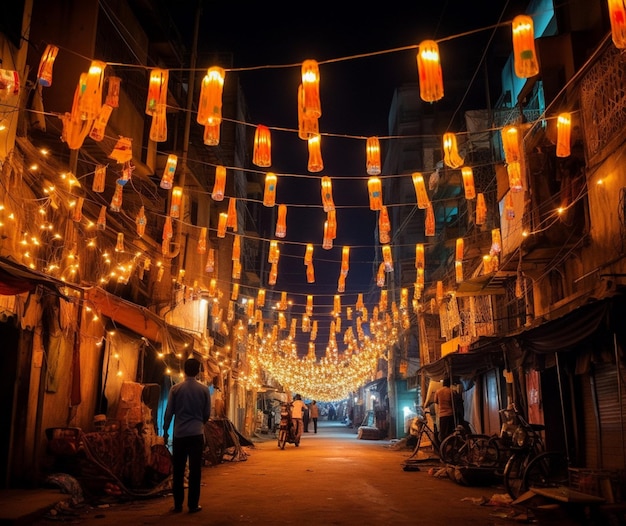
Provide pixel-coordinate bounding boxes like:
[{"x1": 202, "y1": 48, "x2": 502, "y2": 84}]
[
  {"x1": 290, "y1": 394, "x2": 307, "y2": 446},
  {"x1": 310, "y1": 400, "x2": 319, "y2": 433},
  {"x1": 163, "y1": 358, "x2": 211, "y2": 514},
  {"x1": 303, "y1": 402, "x2": 310, "y2": 432},
  {"x1": 434, "y1": 377, "x2": 454, "y2": 443}
]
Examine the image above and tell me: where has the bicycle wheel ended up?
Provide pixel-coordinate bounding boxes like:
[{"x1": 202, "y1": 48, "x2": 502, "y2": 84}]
[
  {"x1": 439, "y1": 434, "x2": 465, "y2": 464},
  {"x1": 503, "y1": 452, "x2": 527, "y2": 499},
  {"x1": 523, "y1": 451, "x2": 569, "y2": 492},
  {"x1": 278, "y1": 429, "x2": 287, "y2": 449},
  {"x1": 466, "y1": 434, "x2": 500, "y2": 467}
]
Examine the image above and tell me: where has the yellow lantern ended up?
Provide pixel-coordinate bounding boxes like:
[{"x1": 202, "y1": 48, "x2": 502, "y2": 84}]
[
  {"x1": 436, "y1": 281, "x2": 444, "y2": 303},
  {"x1": 170, "y1": 187, "x2": 183, "y2": 218},
  {"x1": 382, "y1": 244, "x2": 393, "y2": 271},
  {"x1": 507, "y1": 161, "x2": 523, "y2": 192},
  {"x1": 197, "y1": 66, "x2": 225, "y2": 126},
  {"x1": 232, "y1": 234, "x2": 241, "y2": 261},
  {"x1": 455, "y1": 238, "x2": 464, "y2": 261},
  {"x1": 609, "y1": 0, "x2": 626, "y2": 48},
  {"x1": 306, "y1": 263, "x2": 315, "y2": 283},
  {"x1": 217, "y1": 212, "x2": 228, "y2": 238},
  {"x1": 415, "y1": 243, "x2": 424, "y2": 270},
  {"x1": 212, "y1": 165, "x2": 226, "y2": 201},
  {"x1": 146, "y1": 68, "x2": 168, "y2": 115},
  {"x1": 367, "y1": 176, "x2": 383, "y2": 210},
  {"x1": 556, "y1": 112, "x2": 571, "y2": 158},
  {"x1": 476, "y1": 193, "x2": 487, "y2": 225},
  {"x1": 491, "y1": 228, "x2": 502, "y2": 254},
  {"x1": 298, "y1": 84, "x2": 319, "y2": 139},
  {"x1": 326, "y1": 210, "x2": 337, "y2": 239},
  {"x1": 275, "y1": 204, "x2": 287, "y2": 238},
  {"x1": 455, "y1": 260, "x2": 463, "y2": 283},
  {"x1": 105, "y1": 76, "x2": 121, "y2": 108},
  {"x1": 377, "y1": 263, "x2": 386, "y2": 287},
  {"x1": 461, "y1": 166, "x2": 476, "y2": 199},
  {"x1": 268, "y1": 240, "x2": 279, "y2": 264},
  {"x1": 306, "y1": 295, "x2": 314, "y2": 316},
  {"x1": 301, "y1": 59, "x2": 321, "y2": 118},
  {"x1": 334, "y1": 295, "x2": 341, "y2": 314},
  {"x1": 416, "y1": 40, "x2": 444, "y2": 102},
  {"x1": 443, "y1": 132, "x2": 464, "y2": 169},
  {"x1": 204, "y1": 122, "x2": 220, "y2": 146},
  {"x1": 198, "y1": 227, "x2": 207, "y2": 254},
  {"x1": 307, "y1": 134, "x2": 324, "y2": 172},
  {"x1": 379, "y1": 206, "x2": 391, "y2": 244},
  {"x1": 412, "y1": 173, "x2": 430, "y2": 208},
  {"x1": 37, "y1": 44, "x2": 59, "y2": 87},
  {"x1": 149, "y1": 103, "x2": 167, "y2": 142},
  {"x1": 425, "y1": 202, "x2": 435, "y2": 237},
  {"x1": 253, "y1": 125, "x2": 271, "y2": 167},
  {"x1": 512, "y1": 15, "x2": 539, "y2": 79},
  {"x1": 341, "y1": 246, "x2": 350, "y2": 274},
  {"x1": 79, "y1": 60, "x2": 106, "y2": 121},
  {"x1": 263, "y1": 172, "x2": 277, "y2": 207},
  {"x1": 161, "y1": 154, "x2": 177, "y2": 190},
  {"x1": 93, "y1": 164, "x2": 106, "y2": 192},
  {"x1": 321, "y1": 176, "x2": 335, "y2": 212},
  {"x1": 115, "y1": 232, "x2": 124, "y2": 252},
  {"x1": 323, "y1": 221, "x2": 333, "y2": 250},
  {"x1": 226, "y1": 197, "x2": 237, "y2": 230},
  {"x1": 257, "y1": 288, "x2": 266, "y2": 307},
  {"x1": 366, "y1": 137, "x2": 381, "y2": 175},
  {"x1": 501, "y1": 125, "x2": 521, "y2": 165}
]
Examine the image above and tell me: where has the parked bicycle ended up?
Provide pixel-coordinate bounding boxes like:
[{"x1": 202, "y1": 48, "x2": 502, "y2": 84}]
[
  {"x1": 498, "y1": 404, "x2": 569, "y2": 499},
  {"x1": 406, "y1": 410, "x2": 440, "y2": 461},
  {"x1": 439, "y1": 423, "x2": 500, "y2": 467}
]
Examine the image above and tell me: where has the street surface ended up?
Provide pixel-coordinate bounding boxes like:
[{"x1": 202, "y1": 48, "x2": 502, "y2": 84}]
[{"x1": 32, "y1": 420, "x2": 528, "y2": 525}]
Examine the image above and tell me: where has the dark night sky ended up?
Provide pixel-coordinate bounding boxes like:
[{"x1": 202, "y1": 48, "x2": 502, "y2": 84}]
[{"x1": 166, "y1": 0, "x2": 528, "y2": 333}]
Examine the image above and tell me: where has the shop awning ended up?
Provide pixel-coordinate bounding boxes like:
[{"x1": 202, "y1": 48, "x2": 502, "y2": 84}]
[{"x1": 0, "y1": 256, "x2": 71, "y2": 297}]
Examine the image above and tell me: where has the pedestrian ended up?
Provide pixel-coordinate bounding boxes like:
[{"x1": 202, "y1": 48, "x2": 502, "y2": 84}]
[
  {"x1": 434, "y1": 377, "x2": 454, "y2": 443},
  {"x1": 303, "y1": 402, "x2": 310, "y2": 432},
  {"x1": 163, "y1": 357, "x2": 211, "y2": 514},
  {"x1": 310, "y1": 400, "x2": 319, "y2": 433},
  {"x1": 328, "y1": 403, "x2": 336, "y2": 421},
  {"x1": 290, "y1": 394, "x2": 307, "y2": 446}
]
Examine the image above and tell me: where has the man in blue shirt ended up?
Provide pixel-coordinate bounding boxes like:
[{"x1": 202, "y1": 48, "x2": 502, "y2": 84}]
[{"x1": 163, "y1": 358, "x2": 211, "y2": 513}]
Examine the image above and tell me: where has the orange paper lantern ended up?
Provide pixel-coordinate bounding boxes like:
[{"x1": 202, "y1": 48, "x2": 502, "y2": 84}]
[
  {"x1": 197, "y1": 66, "x2": 225, "y2": 126},
  {"x1": 415, "y1": 244, "x2": 424, "y2": 270},
  {"x1": 232, "y1": 234, "x2": 241, "y2": 261},
  {"x1": 307, "y1": 134, "x2": 324, "y2": 172},
  {"x1": 512, "y1": 15, "x2": 539, "y2": 79},
  {"x1": 37, "y1": 44, "x2": 59, "y2": 87},
  {"x1": 93, "y1": 164, "x2": 106, "y2": 192},
  {"x1": 146, "y1": 68, "x2": 168, "y2": 115},
  {"x1": 198, "y1": 227, "x2": 207, "y2": 254},
  {"x1": 609, "y1": 0, "x2": 626, "y2": 48},
  {"x1": 304, "y1": 243, "x2": 314, "y2": 266},
  {"x1": 306, "y1": 262, "x2": 315, "y2": 283},
  {"x1": 217, "y1": 212, "x2": 228, "y2": 238},
  {"x1": 115, "y1": 232, "x2": 124, "y2": 252},
  {"x1": 326, "y1": 210, "x2": 337, "y2": 239},
  {"x1": 205, "y1": 248, "x2": 215, "y2": 272},
  {"x1": 136, "y1": 206, "x2": 146, "y2": 237},
  {"x1": 382, "y1": 245, "x2": 393, "y2": 272},
  {"x1": 321, "y1": 176, "x2": 335, "y2": 212},
  {"x1": 170, "y1": 186, "x2": 183, "y2": 218},
  {"x1": 253, "y1": 125, "x2": 272, "y2": 167},
  {"x1": 455, "y1": 238, "x2": 464, "y2": 261},
  {"x1": 275, "y1": 204, "x2": 287, "y2": 238},
  {"x1": 425, "y1": 203, "x2": 435, "y2": 237},
  {"x1": 366, "y1": 137, "x2": 381, "y2": 175},
  {"x1": 306, "y1": 295, "x2": 313, "y2": 316},
  {"x1": 268, "y1": 240, "x2": 279, "y2": 264},
  {"x1": 263, "y1": 172, "x2": 277, "y2": 207},
  {"x1": 412, "y1": 173, "x2": 430, "y2": 209},
  {"x1": 322, "y1": 221, "x2": 333, "y2": 250},
  {"x1": 226, "y1": 197, "x2": 237, "y2": 231},
  {"x1": 204, "y1": 121, "x2": 220, "y2": 146},
  {"x1": 298, "y1": 84, "x2": 319, "y2": 139},
  {"x1": 556, "y1": 112, "x2": 571, "y2": 158},
  {"x1": 212, "y1": 165, "x2": 226, "y2": 201},
  {"x1": 461, "y1": 166, "x2": 476, "y2": 199},
  {"x1": 443, "y1": 132, "x2": 464, "y2": 169},
  {"x1": 379, "y1": 206, "x2": 391, "y2": 244},
  {"x1": 105, "y1": 76, "x2": 121, "y2": 108},
  {"x1": 89, "y1": 104, "x2": 113, "y2": 142},
  {"x1": 507, "y1": 161, "x2": 523, "y2": 192},
  {"x1": 367, "y1": 176, "x2": 383, "y2": 210},
  {"x1": 416, "y1": 40, "x2": 444, "y2": 102},
  {"x1": 337, "y1": 273, "x2": 346, "y2": 293},
  {"x1": 149, "y1": 103, "x2": 167, "y2": 142},
  {"x1": 301, "y1": 59, "x2": 321, "y2": 118},
  {"x1": 341, "y1": 246, "x2": 350, "y2": 274},
  {"x1": 491, "y1": 228, "x2": 502, "y2": 254},
  {"x1": 455, "y1": 260, "x2": 463, "y2": 283},
  {"x1": 257, "y1": 288, "x2": 266, "y2": 307},
  {"x1": 476, "y1": 193, "x2": 487, "y2": 225},
  {"x1": 97, "y1": 205, "x2": 107, "y2": 230},
  {"x1": 161, "y1": 154, "x2": 177, "y2": 190},
  {"x1": 79, "y1": 60, "x2": 106, "y2": 121},
  {"x1": 268, "y1": 261, "x2": 278, "y2": 286}
]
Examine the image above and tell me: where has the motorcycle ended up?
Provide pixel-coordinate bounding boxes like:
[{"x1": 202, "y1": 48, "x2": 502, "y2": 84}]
[{"x1": 277, "y1": 402, "x2": 297, "y2": 449}]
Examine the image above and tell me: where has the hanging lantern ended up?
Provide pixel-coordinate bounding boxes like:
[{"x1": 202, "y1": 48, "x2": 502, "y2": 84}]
[
  {"x1": 491, "y1": 228, "x2": 502, "y2": 254},
  {"x1": 507, "y1": 161, "x2": 523, "y2": 192},
  {"x1": 322, "y1": 221, "x2": 333, "y2": 250},
  {"x1": 461, "y1": 166, "x2": 476, "y2": 199},
  {"x1": 275, "y1": 204, "x2": 287, "y2": 238},
  {"x1": 321, "y1": 176, "x2": 335, "y2": 212},
  {"x1": 341, "y1": 246, "x2": 350, "y2": 275},
  {"x1": 93, "y1": 165, "x2": 106, "y2": 192},
  {"x1": 198, "y1": 227, "x2": 207, "y2": 254},
  {"x1": 115, "y1": 232, "x2": 124, "y2": 252},
  {"x1": 304, "y1": 243, "x2": 314, "y2": 266},
  {"x1": 306, "y1": 295, "x2": 313, "y2": 316},
  {"x1": 257, "y1": 288, "x2": 266, "y2": 307},
  {"x1": 456, "y1": 238, "x2": 464, "y2": 261},
  {"x1": 311, "y1": 320, "x2": 318, "y2": 341},
  {"x1": 356, "y1": 293, "x2": 364, "y2": 312},
  {"x1": 443, "y1": 132, "x2": 464, "y2": 169},
  {"x1": 161, "y1": 154, "x2": 177, "y2": 190},
  {"x1": 204, "y1": 248, "x2": 215, "y2": 272},
  {"x1": 609, "y1": 0, "x2": 626, "y2": 48},
  {"x1": 382, "y1": 244, "x2": 393, "y2": 272},
  {"x1": 412, "y1": 173, "x2": 430, "y2": 208},
  {"x1": 501, "y1": 125, "x2": 521, "y2": 163},
  {"x1": 110, "y1": 182, "x2": 123, "y2": 211},
  {"x1": 162, "y1": 216, "x2": 173, "y2": 241},
  {"x1": 109, "y1": 136, "x2": 133, "y2": 163},
  {"x1": 263, "y1": 172, "x2": 277, "y2": 207},
  {"x1": 416, "y1": 40, "x2": 444, "y2": 103},
  {"x1": 79, "y1": 60, "x2": 106, "y2": 121},
  {"x1": 146, "y1": 69, "x2": 168, "y2": 115},
  {"x1": 211, "y1": 165, "x2": 227, "y2": 201},
  {"x1": 204, "y1": 121, "x2": 220, "y2": 146},
  {"x1": 208, "y1": 278, "x2": 217, "y2": 297},
  {"x1": 196, "y1": 66, "x2": 225, "y2": 126},
  {"x1": 253, "y1": 125, "x2": 271, "y2": 167},
  {"x1": 72, "y1": 197, "x2": 84, "y2": 222},
  {"x1": 366, "y1": 137, "x2": 381, "y2": 175},
  {"x1": 415, "y1": 244, "x2": 424, "y2": 270},
  {"x1": 379, "y1": 290, "x2": 388, "y2": 312},
  {"x1": 379, "y1": 206, "x2": 391, "y2": 244},
  {"x1": 512, "y1": 15, "x2": 539, "y2": 78},
  {"x1": 298, "y1": 84, "x2": 319, "y2": 139},
  {"x1": 337, "y1": 273, "x2": 346, "y2": 293},
  {"x1": 232, "y1": 235, "x2": 241, "y2": 261},
  {"x1": 268, "y1": 261, "x2": 278, "y2": 285},
  {"x1": 232, "y1": 259, "x2": 241, "y2": 280},
  {"x1": 217, "y1": 212, "x2": 228, "y2": 238},
  {"x1": 301, "y1": 59, "x2": 321, "y2": 118},
  {"x1": 149, "y1": 103, "x2": 167, "y2": 142},
  {"x1": 226, "y1": 197, "x2": 237, "y2": 230},
  {"x1": 307, "y1": 134, "x2": 324, "y2": 172},
  {"x1": 326, "y1": 209, "x2": 337, "y2": 239},
  {"x1": 377, "y1": 263, "x2": 386, "y2": 287},
  {"x1": 105, "y1": 76, "x2": 121, "y2": 107},
  {"x1": 334, "y1": 295, "x2": 341, "y2": 315},
  {"x1": 476, "y1": 193, "x2": 487, "y2": 225},
  {"x1": 425, "y1": 202, "x2": 435, "y2": 236},
  {"x1": 37, "y1": 44, "x2": 59, "y2": 87},
  {"x1": 89, "y1": 104, "x2": 113, "y2": 142},
  {"x1": 268, "y1": 240, "x2": 279, "y2": 264},
  {"x1": 367, "y1": 176, "x2": 383, "y2": 210},
  {"x1": 505, "y1": 192, "x2": 515, "y2": 220},
  {"x1": 135, "y1": 206, "x2": 147, "y2": 237},
  {"x1": 306, "y1": 262, "x2": 315, "y2": 283},
  {"x1": 556, "y1": 112, "x2": 571, "y2": 158},
  {"x1": 436, "y1": 281, "x2": 444, "y2": 303},
  {"x1": 97, "y1": 205, "x2": 107, "y2": 230}
]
